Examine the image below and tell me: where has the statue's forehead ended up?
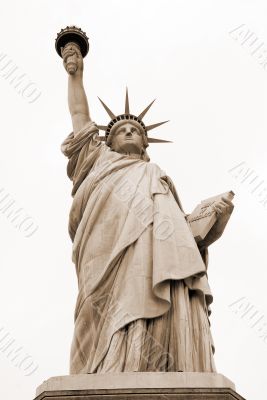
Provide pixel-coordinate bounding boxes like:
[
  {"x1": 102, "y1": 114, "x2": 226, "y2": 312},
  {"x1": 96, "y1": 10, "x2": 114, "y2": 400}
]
[{"x1": 111, "y1": 119, "x2": 143, "y2": 134}]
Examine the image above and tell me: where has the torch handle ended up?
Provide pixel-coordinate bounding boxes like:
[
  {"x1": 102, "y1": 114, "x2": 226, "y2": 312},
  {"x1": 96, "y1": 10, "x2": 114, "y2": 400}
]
[
  {"x1": 66, "y1": 53, "x2": 78, "y2": 75},
  {"x1": 61, "y1": 42, "x2": 81, "y2": 75}
]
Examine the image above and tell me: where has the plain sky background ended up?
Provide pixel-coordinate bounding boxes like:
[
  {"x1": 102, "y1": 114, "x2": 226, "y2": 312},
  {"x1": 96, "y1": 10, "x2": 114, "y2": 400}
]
[{"x1": 0, "y1": 1, "x2": 267, "y2": 399}]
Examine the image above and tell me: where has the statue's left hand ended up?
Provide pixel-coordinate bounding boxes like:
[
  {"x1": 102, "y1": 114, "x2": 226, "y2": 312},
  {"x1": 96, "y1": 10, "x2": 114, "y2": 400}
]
[
  {"x1": 213, "y1": 197, "x2": 234, "y2": 222},
  {"x1": 202, "y1": 197, "x2": 234, "y2": 246}
]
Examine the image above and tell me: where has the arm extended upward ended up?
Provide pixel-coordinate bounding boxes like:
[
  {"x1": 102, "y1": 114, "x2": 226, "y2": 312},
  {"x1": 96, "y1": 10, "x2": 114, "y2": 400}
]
[{"x1": 62, "y1": 43, "x2": 91, "y2": 135}]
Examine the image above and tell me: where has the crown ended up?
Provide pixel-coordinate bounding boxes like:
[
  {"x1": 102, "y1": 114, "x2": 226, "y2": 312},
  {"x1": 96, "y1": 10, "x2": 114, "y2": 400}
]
[{"x1": 97, "y1": 88, "x2": 172, "y2": 144}]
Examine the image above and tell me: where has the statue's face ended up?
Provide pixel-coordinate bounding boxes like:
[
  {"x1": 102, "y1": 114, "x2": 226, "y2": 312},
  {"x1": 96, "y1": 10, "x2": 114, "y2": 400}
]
[{"x1": 110, "y1": 121, "x2": 145, "y2": 155}]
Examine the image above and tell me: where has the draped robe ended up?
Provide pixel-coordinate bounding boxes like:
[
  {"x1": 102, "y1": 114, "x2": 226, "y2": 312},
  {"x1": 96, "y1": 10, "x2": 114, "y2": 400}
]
[{"x1": 61, "y1": 121, "x2": 216, "y2": 374}]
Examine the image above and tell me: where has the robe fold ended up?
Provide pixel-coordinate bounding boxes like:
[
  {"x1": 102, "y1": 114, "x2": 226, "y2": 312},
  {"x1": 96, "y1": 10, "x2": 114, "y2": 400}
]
[{"x1": 61, "y1": 121, "x2": 216, "y2": 374}]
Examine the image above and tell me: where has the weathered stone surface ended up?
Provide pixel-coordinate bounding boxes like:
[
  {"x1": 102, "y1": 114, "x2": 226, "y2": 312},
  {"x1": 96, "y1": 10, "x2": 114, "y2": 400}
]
[{"x1": 34, "y1": 372, "x2": 246, "y2": 400}]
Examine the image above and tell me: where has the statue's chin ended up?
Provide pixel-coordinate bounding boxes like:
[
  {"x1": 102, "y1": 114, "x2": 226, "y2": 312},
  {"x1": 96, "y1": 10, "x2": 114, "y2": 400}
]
[{"x1": 115, "y1": 143, "x2": 142, "y2": 156}]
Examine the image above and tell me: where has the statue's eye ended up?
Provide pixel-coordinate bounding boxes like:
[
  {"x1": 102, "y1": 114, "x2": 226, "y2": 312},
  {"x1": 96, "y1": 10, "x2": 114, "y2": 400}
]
[{"x1": 131, "y1": 127, "x2": 139, "y2": 134}]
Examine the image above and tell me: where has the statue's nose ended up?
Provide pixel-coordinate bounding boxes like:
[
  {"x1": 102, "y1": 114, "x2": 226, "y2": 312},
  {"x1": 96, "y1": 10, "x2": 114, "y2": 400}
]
[{"x1": 126, "y1": 130, "x2": 132, "y2": 136}]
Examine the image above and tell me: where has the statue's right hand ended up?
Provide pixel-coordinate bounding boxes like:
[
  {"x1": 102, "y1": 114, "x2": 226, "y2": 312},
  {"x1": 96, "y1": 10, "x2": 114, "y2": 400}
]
[{"x1": 61, "y1": 42, "x2": 84, "y2": 76}]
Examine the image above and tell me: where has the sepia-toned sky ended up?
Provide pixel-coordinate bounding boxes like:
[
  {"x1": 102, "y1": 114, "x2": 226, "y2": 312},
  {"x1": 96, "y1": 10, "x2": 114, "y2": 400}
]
[{"x1": 0, "y1": 1, "x2": 267, "y2": 399}]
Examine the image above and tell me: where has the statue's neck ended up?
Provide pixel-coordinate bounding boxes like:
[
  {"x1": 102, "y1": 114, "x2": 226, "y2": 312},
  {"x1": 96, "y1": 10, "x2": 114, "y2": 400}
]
[
  {"x1": 111, "y1": 148, "x2": 143, "y2": 160},
  {"x1": 121, "y1": 151, "x2": 142, "y2": 159}
]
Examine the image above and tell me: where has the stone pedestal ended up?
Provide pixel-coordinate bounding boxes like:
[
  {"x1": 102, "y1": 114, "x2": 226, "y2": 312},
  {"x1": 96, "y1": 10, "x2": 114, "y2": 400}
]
[{"x1": 34, "y1": 372, "x2": 246, "y2": 400}]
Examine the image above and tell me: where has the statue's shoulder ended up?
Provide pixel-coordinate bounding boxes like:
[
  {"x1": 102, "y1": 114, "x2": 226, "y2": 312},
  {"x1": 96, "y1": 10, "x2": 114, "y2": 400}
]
[{"x1": 147, "y1": 161, "x2": 167, "y2": 177}]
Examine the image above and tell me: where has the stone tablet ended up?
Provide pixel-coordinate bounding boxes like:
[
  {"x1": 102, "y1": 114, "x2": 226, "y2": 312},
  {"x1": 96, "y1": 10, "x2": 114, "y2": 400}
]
[{"x1": 188, "y1": 191, "x2": 235, "y2": 242}]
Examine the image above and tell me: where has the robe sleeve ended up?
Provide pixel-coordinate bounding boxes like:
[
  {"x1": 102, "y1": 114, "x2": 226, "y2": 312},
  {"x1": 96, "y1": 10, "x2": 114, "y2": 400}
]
[
  {"x1": 160, "y1": 175, "x2": 186, "y2": 215},
  {"x1": 61, "y1": 121, "x2": 104, "y2": 194},
  {"x1": 184, "y1": 214, "x2": 209, "y2": 269},
  {"x1": 162, "y1": 175, "x2": 210, "y2": 269}
]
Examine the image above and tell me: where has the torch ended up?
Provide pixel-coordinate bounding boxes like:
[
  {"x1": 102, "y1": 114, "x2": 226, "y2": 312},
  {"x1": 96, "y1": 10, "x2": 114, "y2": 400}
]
[{"x1": 55, "y1": 26, "x2": 89, "y2": 74}]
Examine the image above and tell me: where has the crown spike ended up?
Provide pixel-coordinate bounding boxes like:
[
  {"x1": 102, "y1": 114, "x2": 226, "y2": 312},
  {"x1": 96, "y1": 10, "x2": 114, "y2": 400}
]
[
  {"x1": 98, "y1": 97, "x2": 116, "y2": 119},
  {"x1": 97, "y1": 125, "x2": 108, "y2": 131},
  {"x1": 148, "y1": 137, "x2": 172, "y2": 143},
  {"x1": 146, "y1": 120, "x2": 169, "y2": 131},
  {"x1": 125, "y1": 87, "x2": 130, "y2": 114},
  {"x1": 138, "y1": 99, "x2": 156, "y2": 120}
]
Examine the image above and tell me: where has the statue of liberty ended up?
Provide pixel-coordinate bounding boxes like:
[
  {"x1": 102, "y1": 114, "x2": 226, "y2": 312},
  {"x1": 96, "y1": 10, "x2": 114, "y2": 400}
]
[{"x1": 59, "y1": 29, "x2": 234, "y2": 375}]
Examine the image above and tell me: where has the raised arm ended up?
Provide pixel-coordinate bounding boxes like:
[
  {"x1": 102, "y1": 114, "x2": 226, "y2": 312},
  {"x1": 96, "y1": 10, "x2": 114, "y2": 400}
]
[{"x1": 62, "y1": 43, "x2": 91, "y2": 135}]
